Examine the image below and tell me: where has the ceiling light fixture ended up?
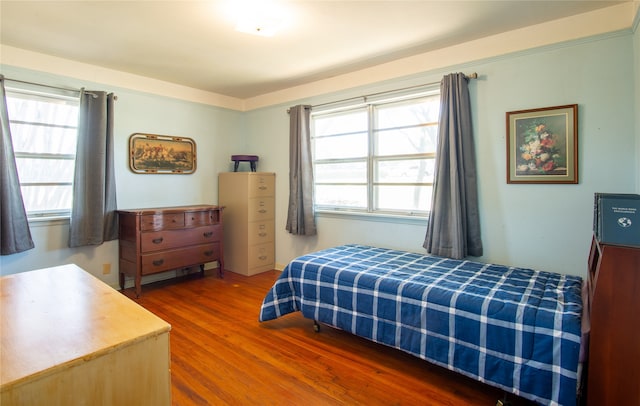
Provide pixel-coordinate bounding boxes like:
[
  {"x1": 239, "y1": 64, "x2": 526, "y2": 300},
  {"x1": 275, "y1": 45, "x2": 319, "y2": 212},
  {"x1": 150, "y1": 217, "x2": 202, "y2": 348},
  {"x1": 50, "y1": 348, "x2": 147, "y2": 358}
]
[
  {"x1": 228, "y1": 0, "x2": 289, "y2": 37},
  {"x1": 236, "y1": 15, "x2": 282, "y2": 37}
]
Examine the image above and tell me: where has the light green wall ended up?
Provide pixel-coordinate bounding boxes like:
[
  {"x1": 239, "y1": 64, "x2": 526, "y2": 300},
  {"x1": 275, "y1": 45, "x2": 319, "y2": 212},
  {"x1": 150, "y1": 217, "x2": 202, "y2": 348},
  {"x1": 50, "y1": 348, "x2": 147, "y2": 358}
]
[
  {"x1": 246, "y1": 31, "x2": 637, "y2": 277},
  {"x1": 634, "y1": 10, "x2": 640, "y2": 192},
  {"x1": 1, "y1": 29, "x2": 638, "y2": 283}
]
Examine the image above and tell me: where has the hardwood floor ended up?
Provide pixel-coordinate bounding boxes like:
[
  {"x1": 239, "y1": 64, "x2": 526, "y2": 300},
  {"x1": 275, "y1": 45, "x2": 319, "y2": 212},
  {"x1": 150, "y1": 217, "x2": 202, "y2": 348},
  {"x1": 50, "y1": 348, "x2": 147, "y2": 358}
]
[{"x1": 122, "y1": 270, "x2": 536, "y2": 406}]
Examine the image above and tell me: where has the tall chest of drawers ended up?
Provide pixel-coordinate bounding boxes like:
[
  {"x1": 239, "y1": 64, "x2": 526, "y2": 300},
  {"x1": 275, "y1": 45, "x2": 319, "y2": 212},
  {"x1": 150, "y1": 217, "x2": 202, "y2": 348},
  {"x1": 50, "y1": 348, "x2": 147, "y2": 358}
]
[
  {"x1": 219, "y1": 172, "x2": 275, "y2": 276},
  {"x1": 118, "y1": 205, "x2": 224, "y2": 297}
]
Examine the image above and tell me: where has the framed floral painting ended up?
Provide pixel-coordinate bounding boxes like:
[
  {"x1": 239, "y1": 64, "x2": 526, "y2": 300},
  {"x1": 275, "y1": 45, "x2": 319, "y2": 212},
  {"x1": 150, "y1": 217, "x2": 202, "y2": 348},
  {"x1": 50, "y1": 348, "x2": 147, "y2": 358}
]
[{"x1": 506, "y1": 104, "x2": 578, "y2": 184}]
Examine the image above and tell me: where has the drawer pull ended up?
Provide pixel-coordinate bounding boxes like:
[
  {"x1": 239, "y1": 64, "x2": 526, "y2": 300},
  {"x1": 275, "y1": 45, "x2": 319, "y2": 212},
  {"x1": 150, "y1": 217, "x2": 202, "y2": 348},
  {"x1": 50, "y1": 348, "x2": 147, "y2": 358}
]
[
  {"x1": 258, "y1": 255, "x2": 267, "y2": 260},
  {"x1": 203, "y1": 231, "x2": 214, "y2": 238},
  {"x1": 258, "y1": 232, "x2": 267, "y2": 237},
  {"x1": 204, "y1": 250, "x2": 214, "y2": 256},
  {"x1": 258, "y1": 209, "x2": 267, "y2": 214},
  {"x1": 153, "y1": 259, "x2": 164, "y2": 266},
  {"x1": 152, "y1": 237, "x2": 164, "y2": 244},
  {"x1": 258, "y1": 186, "x2": 267, "y2": 190}
]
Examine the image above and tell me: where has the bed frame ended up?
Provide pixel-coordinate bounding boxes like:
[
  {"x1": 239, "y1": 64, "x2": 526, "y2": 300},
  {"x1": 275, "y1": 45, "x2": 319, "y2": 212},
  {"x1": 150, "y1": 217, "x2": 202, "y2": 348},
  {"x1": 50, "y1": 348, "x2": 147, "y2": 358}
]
[{"x1": 260, "y1": 245, "x2": 583, "y2": 406}]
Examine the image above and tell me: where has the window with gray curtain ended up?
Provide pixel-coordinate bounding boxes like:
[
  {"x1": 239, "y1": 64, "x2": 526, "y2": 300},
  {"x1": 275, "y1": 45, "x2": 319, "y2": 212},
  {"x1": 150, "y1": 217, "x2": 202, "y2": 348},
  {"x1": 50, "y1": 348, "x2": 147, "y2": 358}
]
[
  {"x1": 2, "y1": 80, "x2": 118, "y2": 252},
  {"x1": 423, "y1": 73, "x2": 482, "y2": 259},
  {"x1": 0, "y1": 75, "x2": 35, "y2": 255}
]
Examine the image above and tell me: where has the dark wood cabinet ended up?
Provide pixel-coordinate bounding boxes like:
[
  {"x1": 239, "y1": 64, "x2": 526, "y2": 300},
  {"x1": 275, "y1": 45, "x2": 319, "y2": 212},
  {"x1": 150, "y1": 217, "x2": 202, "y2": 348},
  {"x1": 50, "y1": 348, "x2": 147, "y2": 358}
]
[
  {"x1": 586, "y1": 237, "x2": 640, "y2": 405},
  {"x1": 118, "y1": 205, "x2": 224, "y2": 297}
]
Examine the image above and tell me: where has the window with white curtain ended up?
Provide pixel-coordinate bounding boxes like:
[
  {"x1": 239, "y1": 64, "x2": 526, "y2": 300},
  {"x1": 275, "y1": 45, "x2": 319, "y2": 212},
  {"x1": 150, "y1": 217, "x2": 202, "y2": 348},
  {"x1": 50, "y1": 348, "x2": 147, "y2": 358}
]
[
  {"x1": 5, "y1": 87, "x2": 79, "y2": 218},
  {"x1": 312, "y1": 88, "x2": 440, "y2": 217}
]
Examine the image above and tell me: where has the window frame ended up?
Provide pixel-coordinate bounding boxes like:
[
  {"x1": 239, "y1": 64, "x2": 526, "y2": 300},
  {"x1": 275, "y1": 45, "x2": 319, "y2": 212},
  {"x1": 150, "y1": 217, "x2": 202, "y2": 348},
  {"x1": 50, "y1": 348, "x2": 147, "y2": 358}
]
[
  {"x1": 5, "y1": 86, "x2": 80, "y2": 220},
  {"x1": 311, "y1": 87, "x2": 440, "y2": 219}
]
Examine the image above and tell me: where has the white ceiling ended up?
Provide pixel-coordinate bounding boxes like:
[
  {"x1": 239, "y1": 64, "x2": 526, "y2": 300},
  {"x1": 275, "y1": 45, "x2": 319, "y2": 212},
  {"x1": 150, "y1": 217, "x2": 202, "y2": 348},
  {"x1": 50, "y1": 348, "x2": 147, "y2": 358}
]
[{"x1": 0, "y1": 1, "x2": 631, "y2": 100}]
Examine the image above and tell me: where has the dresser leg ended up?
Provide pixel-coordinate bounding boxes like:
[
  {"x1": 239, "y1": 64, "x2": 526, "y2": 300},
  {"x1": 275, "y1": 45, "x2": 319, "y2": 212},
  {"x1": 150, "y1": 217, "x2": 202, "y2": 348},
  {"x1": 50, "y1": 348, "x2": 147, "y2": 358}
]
[{"x1": 135, "y1": 274, "x2": 142, "y2": 298}]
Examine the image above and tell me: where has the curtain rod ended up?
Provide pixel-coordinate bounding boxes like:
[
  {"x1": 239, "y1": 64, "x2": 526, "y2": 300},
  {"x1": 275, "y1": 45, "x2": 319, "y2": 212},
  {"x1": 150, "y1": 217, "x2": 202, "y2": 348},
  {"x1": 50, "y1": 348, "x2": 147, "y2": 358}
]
[
  {"x1": 1, "y1": 76, "x2": 115, "y2": 99},
  {"x1": 288, "y1": 72, "x2": 478, "y2": 113}
]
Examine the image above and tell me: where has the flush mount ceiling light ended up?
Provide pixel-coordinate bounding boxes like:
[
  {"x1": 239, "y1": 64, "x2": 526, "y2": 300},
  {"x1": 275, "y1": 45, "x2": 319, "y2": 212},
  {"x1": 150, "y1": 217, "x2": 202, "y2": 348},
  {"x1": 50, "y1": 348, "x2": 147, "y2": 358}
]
[
  {"x1": 236, "y1": 14, "x2": 282, "y2": 37},
  {"x1": 229, "y1": 0, "x2": 290, "y2": 37}
]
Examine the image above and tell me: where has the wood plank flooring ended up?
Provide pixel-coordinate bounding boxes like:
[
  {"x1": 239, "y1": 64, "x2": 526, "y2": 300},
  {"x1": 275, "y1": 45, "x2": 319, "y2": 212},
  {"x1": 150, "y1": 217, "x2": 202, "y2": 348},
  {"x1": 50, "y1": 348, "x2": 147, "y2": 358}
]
[{"x1": 122, "y1": 270, "x2": 536, "y2": 406}]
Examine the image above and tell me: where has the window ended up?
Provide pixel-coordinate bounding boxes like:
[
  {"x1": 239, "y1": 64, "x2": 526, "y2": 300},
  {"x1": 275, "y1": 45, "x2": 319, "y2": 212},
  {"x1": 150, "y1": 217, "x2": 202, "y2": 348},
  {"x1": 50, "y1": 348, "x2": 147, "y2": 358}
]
[
  {"x1": 312, "y1": 89, "x2": 440, "y2": 217},
  {"x1": 5, "y1": 88, "x2": 80, "y2": 218}
]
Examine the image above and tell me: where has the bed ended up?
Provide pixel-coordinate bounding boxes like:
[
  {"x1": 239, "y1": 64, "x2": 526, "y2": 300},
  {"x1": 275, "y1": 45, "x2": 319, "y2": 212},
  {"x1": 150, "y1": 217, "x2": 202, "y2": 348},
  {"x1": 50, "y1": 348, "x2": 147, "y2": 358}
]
[{"x1": 259, "y1": 244, "x2": 583, "y2": 406}]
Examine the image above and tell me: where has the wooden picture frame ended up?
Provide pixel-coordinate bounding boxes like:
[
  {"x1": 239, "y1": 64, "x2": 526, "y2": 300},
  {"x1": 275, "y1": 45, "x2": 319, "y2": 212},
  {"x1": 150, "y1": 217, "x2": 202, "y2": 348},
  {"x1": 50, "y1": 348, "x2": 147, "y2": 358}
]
[
  {"x1": 506, "y1": 104, "x2": 578, "y2": 184},
  {"x1": 129, "y1": 133, "x2": 196, "y2": 174}
]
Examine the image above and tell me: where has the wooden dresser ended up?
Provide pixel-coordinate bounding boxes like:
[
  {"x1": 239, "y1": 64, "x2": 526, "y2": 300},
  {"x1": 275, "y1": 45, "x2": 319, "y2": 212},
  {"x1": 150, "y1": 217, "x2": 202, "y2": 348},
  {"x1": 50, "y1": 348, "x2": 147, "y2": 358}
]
[
  {"x1": 118, "y1": 204, "x2": 224, "y2": 297},
  {"x1": 586, "y1": 237, "x2": 640, "y2": 405},
  {"x1": 0, "y1": 265, "x2": 171, "y2": 405},
  {"x1": 219, "y1": 172, "x2": 275, "y2": 276}
]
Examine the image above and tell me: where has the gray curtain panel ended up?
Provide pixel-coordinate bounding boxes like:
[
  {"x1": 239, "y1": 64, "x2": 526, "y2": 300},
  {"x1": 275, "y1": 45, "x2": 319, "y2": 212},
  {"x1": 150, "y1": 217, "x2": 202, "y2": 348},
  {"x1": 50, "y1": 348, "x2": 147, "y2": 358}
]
[
  {"x1": 0, "y1": 75, "x2": 35, "y2": 255},
  {"x1": 286, "y1": 105, "x2": 317, "y2": 236},
  {"x1": 68, "y1": 91, "x2": 118, "y2": 247},
  {"x1": 423, "y1": 73, "x2": 483, "y2": 259}
]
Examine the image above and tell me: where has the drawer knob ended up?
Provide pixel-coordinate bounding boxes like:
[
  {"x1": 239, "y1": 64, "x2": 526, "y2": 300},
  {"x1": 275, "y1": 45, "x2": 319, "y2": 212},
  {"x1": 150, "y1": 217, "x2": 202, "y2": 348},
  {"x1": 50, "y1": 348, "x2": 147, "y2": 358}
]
[
  {"x1": 203, "y1": 231, "x2": 214, "y2": 238},
  {"x1": 204, "y1": 250, "x2": 214, "y2": 256},
  {"x1": 153, "y1": 259, "x2": 164, "y2": 266},
  {"x1": 152, "y1": 237, "x2": 164, "y2": 244}
]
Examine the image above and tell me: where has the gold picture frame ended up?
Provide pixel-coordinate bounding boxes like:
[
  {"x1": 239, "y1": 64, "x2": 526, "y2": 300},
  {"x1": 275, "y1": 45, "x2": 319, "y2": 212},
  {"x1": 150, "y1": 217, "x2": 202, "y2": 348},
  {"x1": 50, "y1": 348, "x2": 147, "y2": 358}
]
[
  {"x1": 506, "y1": 104, "x2": 578, "y2": 184},
  {"x1": 129, "y1": 133, "x2": 196, "y2": 174}
]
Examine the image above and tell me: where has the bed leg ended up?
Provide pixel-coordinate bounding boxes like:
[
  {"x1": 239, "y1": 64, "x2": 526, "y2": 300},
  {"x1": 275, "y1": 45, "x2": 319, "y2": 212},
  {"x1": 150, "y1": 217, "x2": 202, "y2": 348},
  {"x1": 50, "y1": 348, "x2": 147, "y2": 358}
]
[
  {"x1": 496, "y1": 394, "x2": 512, "y2": 406},
  {"x1": 313, "y1": 320, "x2": 320, "y2": 333}
]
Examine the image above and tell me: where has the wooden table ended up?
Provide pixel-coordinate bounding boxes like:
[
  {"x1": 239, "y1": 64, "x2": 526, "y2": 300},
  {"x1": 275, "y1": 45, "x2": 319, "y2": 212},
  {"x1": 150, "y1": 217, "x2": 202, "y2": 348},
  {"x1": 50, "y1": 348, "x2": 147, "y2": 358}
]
[{"x1": 0, "y1": 264, "x2": 172, "y2": 405}]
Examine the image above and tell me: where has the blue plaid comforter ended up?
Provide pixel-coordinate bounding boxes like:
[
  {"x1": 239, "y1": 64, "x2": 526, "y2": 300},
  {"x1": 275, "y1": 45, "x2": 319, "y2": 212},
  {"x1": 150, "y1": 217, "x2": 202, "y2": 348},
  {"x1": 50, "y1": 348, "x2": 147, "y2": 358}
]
[{"x1": 259, "y1": 245, "x2": 583, "y2": 406}]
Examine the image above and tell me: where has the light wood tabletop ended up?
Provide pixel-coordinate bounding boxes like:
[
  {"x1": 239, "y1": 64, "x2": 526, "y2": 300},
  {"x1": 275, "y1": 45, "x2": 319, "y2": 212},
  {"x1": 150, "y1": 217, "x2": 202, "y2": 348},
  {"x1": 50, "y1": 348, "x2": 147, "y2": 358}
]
[{"x1": 1, "y1": 264, "x2": 171, "y2": 405}]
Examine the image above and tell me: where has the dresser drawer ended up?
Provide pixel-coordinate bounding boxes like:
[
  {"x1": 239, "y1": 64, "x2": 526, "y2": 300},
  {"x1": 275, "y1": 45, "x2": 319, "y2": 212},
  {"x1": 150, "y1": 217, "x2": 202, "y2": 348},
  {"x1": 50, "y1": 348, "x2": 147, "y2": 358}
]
[
  {"x1": 185, "y1": 210, "x2": 221, "y2": 227},
  {"x1": 248, "y1": 174, "x2": 274, "y2": 197},
  {"x1": 248, "y1": 221, "x2": 274, "y2": 245},
  {"x1": 140, "y1": 213, "x2": 185, "y2": 231},
  {"x1": 141, "y1": 225, "x2": 221, "y2": 253},
  {"x1": 141, "y1": 243, "x2": 221, "y2": 275},
  {"x1": 247, "y1": 242, "x2": 275, "y2": 269},
  {"x1": 248, "y1": 197, "x2": 274, "y2": 221}
]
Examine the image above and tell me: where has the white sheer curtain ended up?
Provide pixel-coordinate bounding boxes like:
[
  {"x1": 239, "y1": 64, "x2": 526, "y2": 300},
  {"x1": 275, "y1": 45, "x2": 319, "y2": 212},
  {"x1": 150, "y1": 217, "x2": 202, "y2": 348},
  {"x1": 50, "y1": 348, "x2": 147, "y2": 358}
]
[{"x1": 423, "y1": 73, "x2": 482, "y2": 259}]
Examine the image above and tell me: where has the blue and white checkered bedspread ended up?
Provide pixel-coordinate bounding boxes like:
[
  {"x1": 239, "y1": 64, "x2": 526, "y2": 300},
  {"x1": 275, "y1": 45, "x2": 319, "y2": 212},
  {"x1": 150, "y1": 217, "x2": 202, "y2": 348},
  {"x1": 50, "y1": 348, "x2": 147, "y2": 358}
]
[{"x1": 259, "y1": 245, "x2": 583, "y2": 406}]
